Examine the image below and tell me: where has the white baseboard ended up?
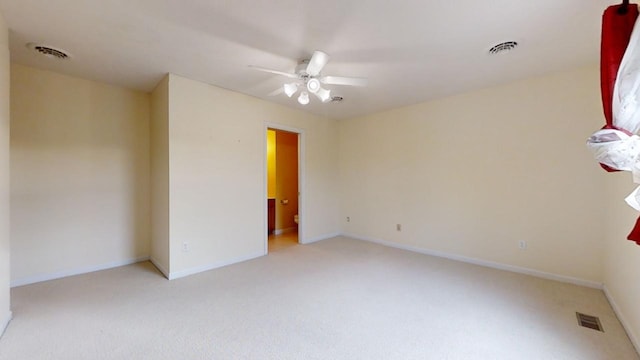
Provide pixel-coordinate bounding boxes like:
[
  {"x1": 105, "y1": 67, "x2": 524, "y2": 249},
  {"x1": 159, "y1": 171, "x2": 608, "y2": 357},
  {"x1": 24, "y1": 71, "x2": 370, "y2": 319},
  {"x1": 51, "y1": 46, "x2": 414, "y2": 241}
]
[
  {"x1": 150, "y1": 257, "x2": 170, "y2": 279},
  {"x1": 342, "y1": 233, "x2": 603, "y2": 289},
  {"x1": 603, "y1": 285, "x2": 640, "y2": 355},
  {"x1": 274, "y1": 227, "x2": 297, "y2": 235},
  {"x1": 301, "y1": 232, "x2": 340, "y2": 245},
  {"x1": 0, "y1": 311, "x2": 12, "y2": 339},
  {"x1": 168, "y1": 251, "x2": 265, "y2": 280},
  {"x1": 10, "y1": 256, "x2": 150, "y2": 288}
]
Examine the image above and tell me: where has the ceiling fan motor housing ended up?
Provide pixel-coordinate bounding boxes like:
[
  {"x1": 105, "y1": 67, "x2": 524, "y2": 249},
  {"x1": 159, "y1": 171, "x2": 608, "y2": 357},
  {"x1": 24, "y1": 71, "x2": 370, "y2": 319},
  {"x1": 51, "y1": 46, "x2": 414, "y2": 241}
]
[{"x1": 295, "y1": 62, "x2": 310, "y2": 78}]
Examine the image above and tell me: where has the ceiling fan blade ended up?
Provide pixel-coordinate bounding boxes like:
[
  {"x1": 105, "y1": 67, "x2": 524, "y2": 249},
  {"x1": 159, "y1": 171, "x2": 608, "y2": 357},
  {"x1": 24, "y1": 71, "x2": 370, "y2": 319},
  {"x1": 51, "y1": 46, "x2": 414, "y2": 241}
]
[
  {"x1": 248, "y1": 65, "x2": 299, "y2": 79},
  {"x1": 320, "y1": 75, "x2": 368, "y2": 87},
  {"x1": 306, "y1": 50, "x2": 330, "y2": 76},
  {"x1": 268, "y1": 87, "x2": 284, "y2": 96}
]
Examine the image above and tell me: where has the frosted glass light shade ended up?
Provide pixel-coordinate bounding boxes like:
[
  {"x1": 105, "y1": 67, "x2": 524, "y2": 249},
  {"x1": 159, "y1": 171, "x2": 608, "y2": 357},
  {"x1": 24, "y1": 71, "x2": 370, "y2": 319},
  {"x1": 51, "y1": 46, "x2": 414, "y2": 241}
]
[
  {"x1": 298, "y1": 91, "x2": 309, "y2": 105},
  {"x1": 284, "y1": 83, "x2": 298, "y2": 97},
  {"x1": 316, "y1": 88, "x2": 331, "y2": 102}
]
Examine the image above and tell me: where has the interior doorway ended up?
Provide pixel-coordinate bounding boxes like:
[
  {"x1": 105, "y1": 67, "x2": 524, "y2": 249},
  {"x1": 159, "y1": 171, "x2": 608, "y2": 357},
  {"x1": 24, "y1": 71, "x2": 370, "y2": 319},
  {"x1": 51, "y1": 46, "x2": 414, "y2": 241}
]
[{"x1": 266, "y1": 127, "x2": 300, "y2": 252}]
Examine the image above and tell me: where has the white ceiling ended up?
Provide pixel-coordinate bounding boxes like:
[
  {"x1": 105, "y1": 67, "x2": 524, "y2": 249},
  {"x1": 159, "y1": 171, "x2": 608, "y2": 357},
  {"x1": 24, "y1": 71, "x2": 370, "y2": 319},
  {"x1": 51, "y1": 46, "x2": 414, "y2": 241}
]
[{"x1": 0, "y1": 0, "x2": 617, "y2": 119}]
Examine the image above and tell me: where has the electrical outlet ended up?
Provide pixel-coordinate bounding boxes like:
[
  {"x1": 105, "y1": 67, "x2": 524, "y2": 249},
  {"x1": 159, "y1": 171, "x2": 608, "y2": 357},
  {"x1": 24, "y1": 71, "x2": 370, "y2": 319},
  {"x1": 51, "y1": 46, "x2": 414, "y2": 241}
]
[
  {"x1": 396, "y1": 224, "x2": 402, "y2": 231},
  {"x1": 518, "y1": 240, "x2": 527, "y2": 250},
  {"x1": 346, "y1": 216, "x2": 350, "y2": 222},
  {"x1": 182, "y1": 242, "x2": 190, "y2": 252}
]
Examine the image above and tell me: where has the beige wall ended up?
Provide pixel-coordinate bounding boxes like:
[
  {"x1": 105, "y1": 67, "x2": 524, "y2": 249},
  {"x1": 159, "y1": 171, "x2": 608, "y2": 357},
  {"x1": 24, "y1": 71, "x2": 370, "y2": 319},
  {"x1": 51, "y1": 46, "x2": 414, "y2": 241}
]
[
  {"x1": 0, "y1": 11, "x2": 11, "y2": 336},
  {"x1": 150, "y1": 75, "x2": 170, "y2": 277},
  {"x1": 2, "y1": 56, "x2": 638, "y2": 348},
  {"x1": 339, "y1": 66, "x2": 606, "y2": 284},
  {"x1": 167, "y1": 74, "x2": 340, "y2": 278},
  {"x1": 602, "y1": 172, "x2": 640, "y2": 351},
  {"x1": 275, "y1": 131, "x2": 298, "y2": 231},
  {"x1": 10, "y1": 64, "x2": 150, "y2": 285}
]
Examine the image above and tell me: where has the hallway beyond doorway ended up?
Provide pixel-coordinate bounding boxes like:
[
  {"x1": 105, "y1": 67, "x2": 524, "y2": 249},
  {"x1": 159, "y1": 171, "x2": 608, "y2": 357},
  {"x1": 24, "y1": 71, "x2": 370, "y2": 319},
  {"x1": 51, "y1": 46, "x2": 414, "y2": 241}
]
[
  {"x1": 266, "y1": 126, "x2": 300, "y2": 252},
  {"x1": 268, "y1": 232, "x2": 298, "y2": 252}
]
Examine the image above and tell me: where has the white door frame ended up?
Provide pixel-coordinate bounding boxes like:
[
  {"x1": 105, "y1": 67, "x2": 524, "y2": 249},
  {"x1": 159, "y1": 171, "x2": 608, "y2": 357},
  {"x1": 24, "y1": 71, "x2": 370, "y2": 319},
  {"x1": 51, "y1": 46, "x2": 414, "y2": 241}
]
[{"x1": 264, "y1": 122, "x2": 305, "y2": 254}]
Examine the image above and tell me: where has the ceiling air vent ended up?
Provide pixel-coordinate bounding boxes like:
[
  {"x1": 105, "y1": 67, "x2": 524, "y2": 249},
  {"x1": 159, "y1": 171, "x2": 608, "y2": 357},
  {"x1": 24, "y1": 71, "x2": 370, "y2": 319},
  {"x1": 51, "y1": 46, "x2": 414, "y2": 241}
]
[
  {"x1": 331, "y1": 96, "x2": 343, "y2": 102},
  {"x1": 488, "y1": 41, "x2": 518, "y2": 55},
  {"x1": 26, "y1": 43, "x2": 71, "y2": 60},
  {"x1": 576, "y1": 312, "x2": 604, "y2": 332}
]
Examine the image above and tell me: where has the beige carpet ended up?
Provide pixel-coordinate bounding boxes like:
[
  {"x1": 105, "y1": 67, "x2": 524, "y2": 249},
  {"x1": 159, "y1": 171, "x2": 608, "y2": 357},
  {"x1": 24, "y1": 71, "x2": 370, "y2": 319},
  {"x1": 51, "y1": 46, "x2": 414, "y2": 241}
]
[{"x1": 0, "y1": 236, "x2": 637, "y2": 359}]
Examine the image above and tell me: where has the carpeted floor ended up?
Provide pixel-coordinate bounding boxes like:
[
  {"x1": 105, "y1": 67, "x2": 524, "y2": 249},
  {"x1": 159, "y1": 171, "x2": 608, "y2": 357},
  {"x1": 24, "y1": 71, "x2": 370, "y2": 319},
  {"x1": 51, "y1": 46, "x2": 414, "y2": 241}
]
[{"x1": 0, "y1": 236, "x2": 637, "y2": 359}]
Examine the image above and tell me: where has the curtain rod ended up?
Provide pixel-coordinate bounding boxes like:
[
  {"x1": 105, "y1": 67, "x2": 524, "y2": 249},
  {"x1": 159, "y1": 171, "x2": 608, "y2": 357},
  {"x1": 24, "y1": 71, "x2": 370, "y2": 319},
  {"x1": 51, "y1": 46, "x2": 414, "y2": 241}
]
[{"x1": 618, "y1": 0, "x2": 630, "y2": 14}]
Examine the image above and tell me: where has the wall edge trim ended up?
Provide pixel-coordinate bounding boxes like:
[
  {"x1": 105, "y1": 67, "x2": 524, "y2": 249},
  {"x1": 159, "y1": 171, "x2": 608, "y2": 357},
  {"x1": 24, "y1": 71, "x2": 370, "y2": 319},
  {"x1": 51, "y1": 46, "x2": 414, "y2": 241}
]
[
  {"x1": 342, "y1": 233, "x2": 603, "y2": 289},
  {"x1": 603, "y1": 285, "x2": 640, "y2": 356},
  {"x1": 168, "y1": 251, "x2": 264, "y2": 280},
  {"x1": 10, "y1": 256, "x2": 150, "y2": 288},
  {"x1": 149, "y1": 256, "x2": 170, "y2": 279}
]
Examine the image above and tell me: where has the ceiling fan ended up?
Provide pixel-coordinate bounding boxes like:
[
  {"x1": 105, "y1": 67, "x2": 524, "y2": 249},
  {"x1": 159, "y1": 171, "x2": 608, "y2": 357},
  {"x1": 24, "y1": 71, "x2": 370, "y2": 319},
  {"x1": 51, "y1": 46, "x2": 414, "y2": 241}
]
[{"x1": 249, "y1": 50, "x2": 367, "y2": 105}]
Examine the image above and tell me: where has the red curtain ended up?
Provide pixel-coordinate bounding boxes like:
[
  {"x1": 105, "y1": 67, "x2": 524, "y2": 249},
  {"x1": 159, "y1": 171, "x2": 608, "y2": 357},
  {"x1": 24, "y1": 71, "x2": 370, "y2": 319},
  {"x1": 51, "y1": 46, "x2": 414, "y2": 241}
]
[
  {"x1": 600, "y1": 4, "x2": 640, "y2": 244},
  {"x1": 600, "y1": 4, "x2": 638, "y2": 170}
]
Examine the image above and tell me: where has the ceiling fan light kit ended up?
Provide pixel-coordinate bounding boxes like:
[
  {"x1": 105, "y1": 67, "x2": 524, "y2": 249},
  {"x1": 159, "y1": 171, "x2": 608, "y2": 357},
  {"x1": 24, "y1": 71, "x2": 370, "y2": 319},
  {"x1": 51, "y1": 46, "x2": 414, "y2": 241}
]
[
  {"x1": 297, "y1": 91, "x2": 310, "y2": 105},
  {"x1": 284, "y1": 82, "x2": 298, "y2": 97},
  {"x1": 307, "y1": 78, "x2": 321, "y2": 93},
  {"x1": 250, "y1": 50, "x2": 368, "y2": 106},
  {"x1": 316, "y1": 87, "x2": 331, "y2": 102}
]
